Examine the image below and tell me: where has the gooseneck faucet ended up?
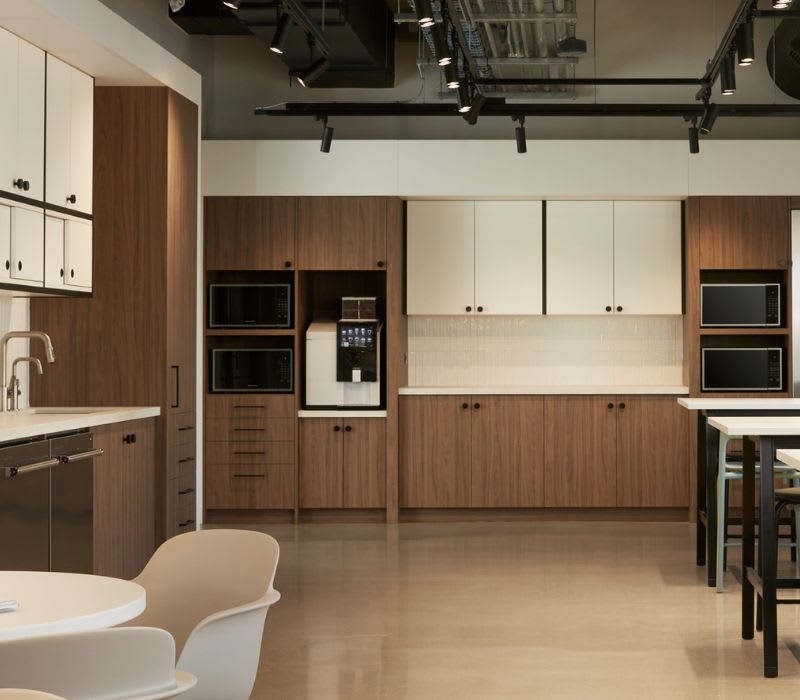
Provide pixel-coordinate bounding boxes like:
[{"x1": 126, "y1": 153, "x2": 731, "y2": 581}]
[{"x1": 0, "y1": 331, "x2": 56, "y2": 412}]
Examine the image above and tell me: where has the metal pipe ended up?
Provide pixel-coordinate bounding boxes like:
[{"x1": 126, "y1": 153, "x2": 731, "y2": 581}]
[{"x1": 532, "y1": 0, "x2": 551, "y2": 91}]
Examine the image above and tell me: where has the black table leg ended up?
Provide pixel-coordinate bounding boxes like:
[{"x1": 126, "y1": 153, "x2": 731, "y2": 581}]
[
  {"x1": 697, "y1": 412, "x2": 707, "y2": 567},
  {"x1": 742, "y1": 437, "x2": 756, "y2": 641},
  {"x1": 760, "y1": 436, "x2": 778, "y2": 678},
  {"x1": 705, "y1": 420, "x2": 720, "y2": 587}
]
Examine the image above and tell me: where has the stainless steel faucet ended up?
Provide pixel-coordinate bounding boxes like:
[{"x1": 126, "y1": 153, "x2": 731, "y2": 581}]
[
  {"x1": 0, "y1": 331, "x2": 56, "y2": 412},
  {"x1": 9, "y1": 357, "x2": 43, "y2": 411}
]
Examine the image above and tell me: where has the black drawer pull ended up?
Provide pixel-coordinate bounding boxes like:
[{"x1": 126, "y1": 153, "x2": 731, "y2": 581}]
[
  {"x1": 177, "y1": 426, "x2": 194, "y2": 432},
  {"x1": 233, "y1": 427, "x2": 265, "y2": 432},
  {"x1": 178, "y1": 519, "x2": 196, "y2": 527},
  {"x1": 178, "y1": 457, "x2": 195, "y2": 463},
  {"x1": 232, "y1": 473, "x2": 265, "y2": 478},
  {"x1": 178, "y1": 488, "x2": 195, "y2": 495},
  {"x1": 233, "y1": 451, "x2": 265, "y2": 455},
  {"x1": 233, "y1": 405, "x2": 266, "y2": 410}
]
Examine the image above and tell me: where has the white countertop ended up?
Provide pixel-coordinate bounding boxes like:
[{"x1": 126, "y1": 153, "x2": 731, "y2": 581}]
[
  {"x1": 0, "y1": 571, "x2": 145, "y2": 642},
  {"x1": 298, "y1": 410, "x2": 387, "y2": 418},
  {"x1": 0, "y1": 406, "x2": 161, "y2": 443},
  {"x1": 777, "y1": 449, "x2": 800, "y2": 470},
  {"x1": 708, "y1": 416, "x2": 800, "y2": 437},
  {"x1": 678, "y1": 398, "x2": 800, "y2": 410},
  {"x1": 399, "y1": 385, "x2": 690, "y2": 396}
]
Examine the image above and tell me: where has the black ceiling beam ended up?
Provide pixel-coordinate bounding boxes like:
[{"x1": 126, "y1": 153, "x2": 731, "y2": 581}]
[
  {"x1": 475, "y1": 78, "x2": 708, "y2": 86},
  {"x1": 282, "y1": 0, "x2": 330, "y2": 55},
  {"x1": 255, "y1": 102, "x2": 800, "y2": 118},
  {"x1": 753, "y1": 9, "x2": 800, "y2": 17}
]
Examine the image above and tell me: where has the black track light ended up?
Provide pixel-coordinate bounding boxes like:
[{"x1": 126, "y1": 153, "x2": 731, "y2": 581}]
[
  {"x1": 720, "y1": 52, "x2": 736, "y2": 95},
  {"x1": 270, "y1": 13, "x2": 292, "y2": 54},
  {"x1": 699, "y1": 102, "x2": 720, "y2": 134},
  {"x1": 415, "y1": 0, "x2": 435, "y2": 28},
  {"x1": 736, "y1": 20, "x2": 754, "y2": 66},
  {"x1": 320, "y1": 118, "x2": 333, "y2": 153},
  {"x1": 688, "y1": 122, "x2": 700, "y2": 154},
  {"x1": 514, "y1": 117, "x2": 526, "y2": 154},
  {"x1": 457, "y1": 84, "x2": 471, "y2": 113},
  {"x1": 297, "y1": 56, "x2": 329, "y2": 87},
  {"x1": 222, "y1": 0, "x2": 240, "y2": 9},
  {"x1": 444, "y1": 64, "x2": 459, "y2": 89},
  {"x1": 168, "y1": 0, "x2": 186, "y2": 11},
  {"x1": 431, "y1": 27, "x2": 451, "y2": 66},
  {"x1": 774, "y1": 0, "x2": 790, "y2": 7},
  {"x1": 463, "y1": 91, "x2": 487, "y2": 125}
]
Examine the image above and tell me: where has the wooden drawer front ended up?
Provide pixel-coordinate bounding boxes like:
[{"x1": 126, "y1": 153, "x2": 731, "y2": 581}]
[
  {"x1": 206, "y1": 465, "x2": 294, "y2": 509},
  {"x1": 169, "y1": 411, "x2": 196, "y2": 446},
  {"x1": 167, "y1": 440, "x2": 196, "y2": 481},
  {"x1": 206, "y1": 441, "x2": 294, "y2": 466},
  {"x1": 206, "y1": 418, "x2": 294, "y2": 442},
  {"x1": 205, "y1": 394, "x2": 294, "y2": 419}
]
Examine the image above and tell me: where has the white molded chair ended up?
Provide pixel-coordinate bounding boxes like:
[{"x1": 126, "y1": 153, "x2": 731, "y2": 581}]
[
  {"x1": 0, "y1": 692, "x2": 66, "y2": 700},
  {"x1": 0, "y1": 627, "x2": 196, "y2": 699},
  {"x1": 127, "y1": 529, "x2": 281, "y2": 700}
]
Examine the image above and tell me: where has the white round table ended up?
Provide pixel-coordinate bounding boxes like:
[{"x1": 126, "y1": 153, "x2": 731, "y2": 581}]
[{"x1": 0, "y1": 571, "x2": 145, "y2": 642}]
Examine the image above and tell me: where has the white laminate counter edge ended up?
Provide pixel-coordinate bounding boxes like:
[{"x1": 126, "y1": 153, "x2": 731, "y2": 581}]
[
  {"x1": 298, "y1": 410, "x2": 388, "y2": 418},
  {"x1": 678, "y1": 398, "x2": 800, "y2": 409},
  {"x1": 399, "y1": 386, "x2": 690, "y2": 396},
  {"x1": 0, "y1": 407, "x2": 161, "y2": 443}
]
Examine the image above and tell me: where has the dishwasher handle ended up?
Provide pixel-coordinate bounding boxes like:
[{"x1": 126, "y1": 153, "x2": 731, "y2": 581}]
[
  {"x1": 5, "y1": 458, "x2": 60, "y2": 478},
  {"x1": 56, "y1": 448, "x2": 104, "y2": 465}
]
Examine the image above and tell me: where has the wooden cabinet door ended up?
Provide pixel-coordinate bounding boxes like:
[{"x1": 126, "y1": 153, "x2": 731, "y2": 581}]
[
  {"x1": 205, "y1": 197, "x2": 296, "y2": 270},
  {"x1": 471, "y1": 396, "x2": 544, "y2": 507},
  {"x1": 399, "y1": 396, "x2": 471, "y2": 507},
  {"x1": 693, "y1": 196, "x2": 790, "y2": 270},
  {"x1": 17, "y1": 39, "x2": 44, "y2": 202},
  {"x1": 68, "y1": 66, "x2": 94, "y2": 215},
  {"x1": 474, "y1": 201, "x2": 543, "y2": 315},
  {"x1": 299, "y1": 418, "x2": 343, "y2": 508},
  {"x1": 613, "y1": 201, "x2": 682, "y2": 315},
  {"x1": 342, "y1": 419, "x2": 386, "y2": 508},
  {"x1": 546, "y1": 201, "x2": 614, "y2": 315},
  {"x1": 64, "y1": 219, "x2": 92, "y2": 289},
  {"x1": 616, "y1": 396, "x2": 689, "y2": 507},
  {"x1": 406, "y1": 200, "x2": 475, "y2": 315},
  {"x1": 45, "y1": 55, "x2": 72, "y2": 209},
  {"x1": 543, "y1": 396, "x2": 617, "y2": 507},
  {"x1": 296, "y1": 197, "x2": 387, "y2": 270}
]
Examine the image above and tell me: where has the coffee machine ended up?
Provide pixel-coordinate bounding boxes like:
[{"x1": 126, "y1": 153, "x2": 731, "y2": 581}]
[{"x1": 306, "y1": 298, "x2": 382, "y2": 407}]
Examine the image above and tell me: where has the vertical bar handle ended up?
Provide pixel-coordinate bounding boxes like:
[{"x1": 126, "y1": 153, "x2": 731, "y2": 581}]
[{"x1": 171, "y1": 365, "x2": 179, "y2": 409}]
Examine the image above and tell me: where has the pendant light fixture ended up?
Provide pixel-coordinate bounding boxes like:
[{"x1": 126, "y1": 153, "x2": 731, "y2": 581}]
[
  {"x1": 688, "y1": 121, "x2": 700, "y2": 154},
  {"x1": 222, "y1": 0, "x2": 240, "y2": 9},
  {"x1": 773, "y1": 0, "x2": 790, "y2": 7},
  {"x1": 431, "y1": 26, "x2": 452, "y2": 67},
  {"x1": 699, "y1": 102, "x2": 720, "y2": 134},
  {"x1": 297, "y1": 56, "x2": 329, "y2": 87},
  {"x1": 444, "y1": 64, "x2": 460, "y2": 89},
  {"x1": 720, "y1": 52, "x2": 736, "y2": 95},
  {"x1": 320, "y1": 117, "x2": 333, "y2": 153},
  {"x1": 415, "y1": 0, "x2": 435, "y2": 28},
  {"x1": 513, "y1": 116, "x2": 526, "y2": 154},
  {"x1": 168, "y1": 0, "x2": 186, "y2": 11},
  {"x1": 736, "y1": 20, "x2": 754, "y2": 66},
  {"x1": 270, "y1": 13, "x2": 292, "y2": 54},
  {"x1": 457, "y1": 84, "x2": 471, "y2": 113}
]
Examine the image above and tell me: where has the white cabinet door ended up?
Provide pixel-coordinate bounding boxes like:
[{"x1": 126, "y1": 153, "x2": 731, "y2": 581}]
[
  {"x1": 44, "y1": 215, "x2": 66, "y2": 289},
  {"x1": 613, "y1": 201, "x2": 683, "y2": 315},
  {"x1": 68, "y1": 68, "x2": 93, "y2": 214},
  {"x1": 546, "y1": 201, "x2": 615, "y2": 315},
  {"x1": 475, "y1": 201, "x2": 543, "y2": 315},
  {"x1": 10, "y1": 206, "x2": 43, "y2": 283},
  {"x1": 64, "y1": 219, "x2": 92, "y2": 289},
  {"x1": 407, "y1": 201, "x2": 475, "y2": 315},
  {"x1": 0, "y1": 205, "x2": 10, "y2": 281},
  {"x1": 0, "y1": 28, "x2": 18, "y2": 196},
  {"x1": 45, "y1": 55, "x2": 72, "y2": 210},
  {"x1": 17, "y1": 40, "x2": 44, "y2": 202}
]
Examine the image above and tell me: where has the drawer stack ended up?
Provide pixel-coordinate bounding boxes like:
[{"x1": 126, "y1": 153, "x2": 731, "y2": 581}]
[
  {"x1": 205, "y1": 395, "x2": 295, "y2": 509},
  {"x1": 166, "y1": 411, "x2": 196, "y2": 537}
]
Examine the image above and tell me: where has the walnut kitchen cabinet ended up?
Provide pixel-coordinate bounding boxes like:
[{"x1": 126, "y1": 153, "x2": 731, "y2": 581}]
[
  {"x1": 205, "y1": 196, "x2": 296, "y2": 270},
  {"x1": 30, "y1": 87, "x2": 198, "y2": 543},
  {"x1": 299, "y1": 417, "x2": 386, "y2": 509},
  {"x1": 296, "y1": 197, "x2": 388, "y2": 270}
]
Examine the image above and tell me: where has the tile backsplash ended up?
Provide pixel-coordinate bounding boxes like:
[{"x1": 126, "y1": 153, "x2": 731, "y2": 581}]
[{"x1": 407, "y1": 316, "x2": 683, "y2": 387}]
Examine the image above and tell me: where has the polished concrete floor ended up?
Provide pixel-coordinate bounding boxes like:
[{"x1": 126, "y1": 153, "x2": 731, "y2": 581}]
[{"x1": 242, "y1": 521, "x2": 800, "y2": 699}]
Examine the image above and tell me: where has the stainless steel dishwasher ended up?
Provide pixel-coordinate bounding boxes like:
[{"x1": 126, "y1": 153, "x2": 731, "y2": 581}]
[{"x1": 0, "y1": 430, "x2": 103, "y2": 572}]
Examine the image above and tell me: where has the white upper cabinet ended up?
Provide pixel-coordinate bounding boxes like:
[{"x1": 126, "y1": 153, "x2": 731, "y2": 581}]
[
  {"x1": 613, "y1": 201, "x2": 682, "y2": 315},
  {"x1": 546, "y1": 201, "x2": 615, "y2": 315},
  {"x1": 64, "y1": 219, "x2": 92, "y2": 289},
  {"x1": 0, "y1": 205, "x2": 10, "y2": 281},
  {"x1": 474, "y1": 201, "x2": 542, "y2": 315},
  {"x1": 0, "y1": 27, "x2": 44, "y2": 201},
  {"x1": 46, "y1": 55, "x2": 93, "y2": 215},
  {"x1": 44, "y1": 215, "x2": 66, "y2": 289},
  {"x1": 10, "y1": 206, "x2": 44, "y2": 284},
  {"x1": 406, "y1": 201, "x2": 475, "y2": 315}
]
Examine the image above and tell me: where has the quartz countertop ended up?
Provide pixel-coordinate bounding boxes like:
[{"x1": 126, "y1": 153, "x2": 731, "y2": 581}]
[
  {"x1": 399, "y1": 385, "x2": 690, "y2": 396},
  {"x1": 0, "y1": 406, "x2": 161, "y2": 443}
]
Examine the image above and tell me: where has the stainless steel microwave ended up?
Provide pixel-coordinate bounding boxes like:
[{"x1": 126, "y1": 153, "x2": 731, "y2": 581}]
[
  {"x1": 700, "y1": 283, "x2": 780, "y2": 327},
  {"x1": 211, "y1": 348, "x2": 293, "y2": 393},
  {"x1": 208, "y1": 284, "x2": 292, "y2": 328},
  {"x1": 701, "y1": 347, "x2": 783, "y2": 392}
]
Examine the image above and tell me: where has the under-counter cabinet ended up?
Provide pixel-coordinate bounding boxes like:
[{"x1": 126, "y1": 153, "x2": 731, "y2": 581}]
[
  {"x1": 45, "y1": 55, "x2": 94, "y2": 215},
  {"x1": 297, "y1": 197, "x2": 388, "y2": 270},
  {"x1": 205, "y1": 197, "x2": 296, "y2": 270},
  {"x1": 406, "y1": 200, "x2": 543, "y2": 315},
  {"x1": 0, "y1": 27, "x2": 44, "y2": 201},
  {"x1": 299, "y1": 418, "x2": 386, "y2": 508},
  {"x1": 546, "y1": 201, "x2": 682, "y2": 315}
]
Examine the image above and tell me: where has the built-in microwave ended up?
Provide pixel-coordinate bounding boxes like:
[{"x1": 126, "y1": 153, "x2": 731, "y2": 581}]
[
  {"x1": 701, "y1": 347, "x2": 783, "y2": 392},
  {"x1": 700, "y1": 283, "x2": 781, "y2": 327},
  {"x1": 211, "y1": 349, "x2": 293, "y2": 393},
  {"x1": 208, "y1": 284, "x2": 292, "y2": 328}
]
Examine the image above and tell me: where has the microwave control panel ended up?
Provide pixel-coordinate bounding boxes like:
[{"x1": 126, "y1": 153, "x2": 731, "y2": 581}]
[
  {"x1": 766, "y1": 285, "x2": 780, "y2": 326},
  {"x1": 767, "y1": 349, "x2": 782, "y2": 389}
]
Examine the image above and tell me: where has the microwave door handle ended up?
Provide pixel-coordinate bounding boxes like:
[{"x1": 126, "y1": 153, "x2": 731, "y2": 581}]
[{"x1": 171, "y1": 365, "x2": 179, "y2": 409}]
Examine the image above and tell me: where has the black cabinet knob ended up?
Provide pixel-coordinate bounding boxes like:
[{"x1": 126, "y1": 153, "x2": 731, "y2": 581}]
[
  {"x1": 616, "y1": 305, "x2": 623, "y2": 312},
  {"x1": 607, "y1": 402, "x2": 614, "y2": 410},
  {"x1": 477, "y1": 306, "x2": 484, "y2": 312},
  {"x1": 345, "y1": 425, "x2": 352, "y2": 432},
  {"x1": 284, "y1": 260, "x2": 292, "y2": 268},
  {"x1": 12, "y1": 178, "x2": 23, "y2": 190},
  {"x1": 619, "y1": 402, "x2": 626, "y2": 411},
  {"x1": 67, "y1": 194, "x2": 77, "y2": 204},
  {"x1": 376, "y1": 260, "x2": 385, "y2": 268},
  {"x1": 59, "y1": 268, "x2": 63, "y2": 277},
  {"x1": 23, "y1": 180, "x2": 29, "y2": 191},
  {"x1": 473, "y1": 402, "x2": 481, "y2": 410},
  {"x1": 466, "y1": 306, "x2": 472, "y2": 312},
  {"x1": 70, "y1": 269, "x2": 75, "y2": 278},
  {"x1": 605, "y1": 306, "x2": 612, "y2": 312},
  {"x1": 462, "y1": 402, "x2": 469, "y2": 410},
  {"x1": 333, "y1": 425, "x2": 341, "y2": 432},
  {"x1": 17, "y1": 261, "x2": 22, "y2": 271},
  {"x1": 4, "y1": 261, "x2": 8, "y2": 271}
]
